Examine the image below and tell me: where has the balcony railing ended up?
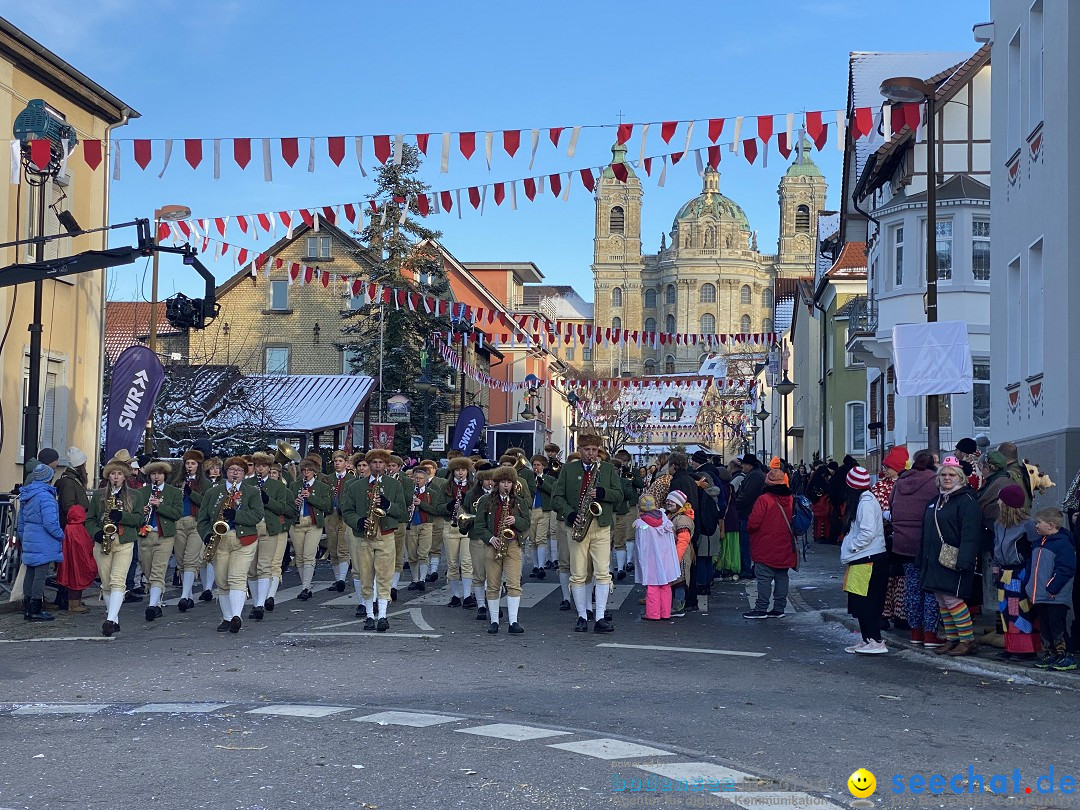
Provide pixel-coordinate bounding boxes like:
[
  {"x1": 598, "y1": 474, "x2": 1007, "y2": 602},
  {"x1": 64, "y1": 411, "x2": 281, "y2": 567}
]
[{"x1": 847, "y1": 295, "x2": 878, "y2": 335}]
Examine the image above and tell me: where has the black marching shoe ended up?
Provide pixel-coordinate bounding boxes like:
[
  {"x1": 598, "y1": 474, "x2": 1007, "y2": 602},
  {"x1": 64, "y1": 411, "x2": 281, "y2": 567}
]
[
  {"x1": 355, "y1": 604, "x2": 367, "y2": 618},
  {"x1": 586, "y1": 609, "x2": 595, "y2": 622},
  {"x1": 604, "y1": 610, "x2": 612, "y2": 621},
  {"x1": 407, "y1": 581, "x2": 420, "y2": 591},
  {"x1": 447, "y1": 596, "x2": 462, "y2": 608},
  {"x1": 509, "y1": 622, "x2": 525, "y2": 635},
  {"x1": 250, "y1": 606, "x2": 265, "y2": 621},
  {"x1": 594, "y1": 618, "x2": 615, "y2": 633},
  {"x1": 529, "y1": 567, "x2": 540, "y2": 579},
  {"x1": 144, "y1": 606, "x2": 162, "y2": 622},
  {"x1": 102, "y1": 620, "x2": 119, "y2": 637},
  {"x1": 559, "y1": 599, "x2": 572, "y2": 611},
  {"x1": 229, "y1": 616, "x2": 242, "y2": 633},
  {"x1": 390, "y1": 588, "x2": 398, "y2": 602},
  {"x1": 616, "y1": 569, "x2": 626, "y2": 581},
  {"x1": 363, "y1": 617, "x2": 376, "y2": 631},
  {"x1": 376, "y1": 617, "x2": 389, "y2": 632},
  {"x1": 488, "y1": 621, "x2": 499, "y2": 634},
  {"x1": 333, "y1": 580, "x2": 346, "y2": 592},
  {"x1": 402, "y1": 562, "x2": 410, "y2": 571},
  {"x1": 536, "y1": 568, "x2": 546, "y2": 580},
  {"x1": 462, "y1": 595, "x2": 477, "y2": 609},
  {"x1": 177, "y1": 598, "x2": 194, "y2": 613},
  {"x1": 575, "y1": 616, "x2": 588, "y2": 632},
  {"x1": 625, "y1": 561, "x2": 634, "y2": 572},
  {"x1": 199, "y1": 589, "x2": 214, "y2": 602},
  {"x1": 476, "y1": 606, "x2": 488, "y2": 621},
  {"x1": 216, "y1": 620, "x2": 231, "y2": 632},
  {"x1": 417, "y1": 581, "x2": 426, "y2": 592},
  {"x1": 426, "y1": 571, "x2": 439, "y2": 583},
  {"x1": 297, "y1": 588, "x2": 312, "y2": 601},
  {"x1": 264, "y1": 596, "x2": 275, "y2": 612},
  {"x1": 124, "y1": 591, "x2": 143, "y2": 604}
]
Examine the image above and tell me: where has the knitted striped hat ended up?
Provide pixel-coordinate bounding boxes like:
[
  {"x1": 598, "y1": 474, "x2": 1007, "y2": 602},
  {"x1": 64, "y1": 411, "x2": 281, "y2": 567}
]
[
  {"x1": 846, "y1": 465, "x2": 872, "y2": 490},
  {"x1": 665, "y1": 489, "x2": 687, "y2": 508}
]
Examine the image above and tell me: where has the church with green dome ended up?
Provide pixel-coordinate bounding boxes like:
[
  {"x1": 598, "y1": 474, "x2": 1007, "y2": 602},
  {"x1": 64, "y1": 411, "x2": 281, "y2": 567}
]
[{"x1": 589, "y1": 140, "x2": 827, "y2": 376}]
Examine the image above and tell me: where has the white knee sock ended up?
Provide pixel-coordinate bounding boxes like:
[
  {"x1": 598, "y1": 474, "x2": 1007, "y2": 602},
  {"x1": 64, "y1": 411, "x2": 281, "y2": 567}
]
[
  {"x1": 391, "y1": 572, "x2": 400, "y2": 589},
  {"x1": 418, "y1": 563, "x2": 428, "y2": 582},
  {"x1": 247, "y1": 579, "x2": 258, "y2": 600},
  {"x1": 268, "y1": 576, "x2": 280, "y2": 599},
  {"x1": 462, "y1": 577, "x2": 472, "y2": 597},
  {"x1": 335, "y1": 561, "x2": 349, "y2": 581},
  {"x1": 615, "y1": 550, "x2": 627, "y2": 571},
  {"x1": 626, "y1": 541, "x2": 635, "y2": 566},
  {"x1": 203, "y1": 563, "x2": 215, "y2": 591},
  {"x1": 572, "y1": 585, "x2": 590, "y2": 619},
  {"x1": 373, "y1": 577, "x2": 379, "y2": 595},
  {"x1": 595, "y1": 583, "x2": 611, "y2": 617},
  {"x1": 450, "y1": 580, "x2": 461, "y2": 599},
  {"x1": 474, "y1": 584, "x2": 486, "y2": 605},
  {"x1": 218, "y1": 595, "x2": 232, "y2": 620},
  {"x1": 507, "y1": 595, "x2": 521, "y2": 625},
  {"x1": 149, "y1": 586, "x2": 162, "y2": 607},
  {"x1": 256, "y1": 578, "x2": 270, "y2": 606},
  {"x1": 559, "y1": 572, "x2": 571, "y2": 601},
  {"x1": 229, "y1": 589, "x2": 246, "y2": 617},
  {"x1": 353, "y1": 578, "x2": 363, "y2": 602},
  {"x1": 537, "y1": 546, "x2": 548, "y2": 567},
  {"x1": 106, "y1": 591, "x2": 124, "y2": 622},
  {"x1": 487, "y1": 598, "x2": 500, "y2": 623},
  {"x1": 549, "y1": 537, "x2": 558, "y2": 561},
  {"x1": 301, "y1": 565, "x2": 314, "y2": 589},
  {"x1": 181, "y1": 571, "x2": 195, "y2": 600},
  {"x1": 376, "y1": 598, "x2": 388, "y2": 619},
  {"x1": 363, "y1": 597, "x2": 374, "y2": 616},
  {"x1": 429, "y1": 555, "x2": 440, "y2": 572}
]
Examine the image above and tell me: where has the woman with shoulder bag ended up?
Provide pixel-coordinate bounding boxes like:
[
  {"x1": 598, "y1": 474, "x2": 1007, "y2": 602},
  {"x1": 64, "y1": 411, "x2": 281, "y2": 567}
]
[
  {"x1": 920, "y1": 456, "x2": 984, "y2": 656},
  {"x1": 839, "y1": 467, "x2": 889, "y2": 654},
  {"x1": 743, "y1": 469, "x2": 797, "y2": 619}
]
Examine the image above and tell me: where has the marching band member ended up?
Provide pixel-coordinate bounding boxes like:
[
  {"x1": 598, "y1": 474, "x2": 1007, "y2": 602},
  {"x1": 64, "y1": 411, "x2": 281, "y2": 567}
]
[
  {"x1": 323, "y1": 451, "x2": 355, "y2": 593},
  {"x1": 249, "y1": 451, "x2": 297, "y2": 619},
  {"x1": 552, "y1": 434, "x2": 624, "y2": 633},
  {"x1": 388, "y1": 455, "x2": 412, "y2": 601},
  {"x1": 435, "y1": 450, "x2": 462, "y2": 479},
  {"x1": 439, "y1": 457, "x2": 474, "y2": 607},
  {"x1": 354, "y1": 455, "x2": 369, "y2": 480},
  {"x1": 134, "y1": 461, "x2": 182, "y2": 621},
  {"x1": 199, "y1": 456, "x2": 223, "y2": 601},
  {"x1": 421, "y1": 458, "x2": 444, "y2": 583},
  {"x1": 465, "y1": 464, "x2": 496, "y2": 620},
  {"x1": 288, "y1": 458, "x2": 332, "y2": 600},
  {"x1": 341, "y1": 449, "x2": 407, "y2": 631},
  {"x1": 543, "y1": 444, "x2": 563, "y2": 569},
  {"x1": 87, "y1": 454, "x2": 142, "y2": 637},
  {"x1": 528, "y1": 455, "x2": 553, "y2": 580},
  {"x1": 407, "y1": 465, "x2": 445, "y2": 599},
  {"x1": 171, "y1": 449, "x2": 206, "y2": 612},
  {"x1": 479, "y1": 466, "x2": 531, "y2": 634},
  {"x1": 197, "y1": 457, "x2": 265, "y2": 633}
]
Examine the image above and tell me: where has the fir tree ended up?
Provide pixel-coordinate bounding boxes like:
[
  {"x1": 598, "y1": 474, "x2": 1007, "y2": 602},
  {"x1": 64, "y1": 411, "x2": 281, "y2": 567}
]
[{"x1": 340, "y1": 144, "x2": 454, "y2": 456}]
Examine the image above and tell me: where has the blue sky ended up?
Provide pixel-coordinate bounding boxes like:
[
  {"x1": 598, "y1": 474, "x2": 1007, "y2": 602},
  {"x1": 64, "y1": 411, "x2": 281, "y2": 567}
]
[{"x1": 7, "y1": 0, "x2": 986, "y2": 303}]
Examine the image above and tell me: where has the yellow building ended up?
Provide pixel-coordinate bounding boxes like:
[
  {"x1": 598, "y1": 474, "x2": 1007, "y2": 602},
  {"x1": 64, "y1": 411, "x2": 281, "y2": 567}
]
[
  {"x1": 591, "y1": 141, "x2": 826, "y2": 376},
  {"x1": 0, "y1": 18, "x2": 137, "y2": 482}
]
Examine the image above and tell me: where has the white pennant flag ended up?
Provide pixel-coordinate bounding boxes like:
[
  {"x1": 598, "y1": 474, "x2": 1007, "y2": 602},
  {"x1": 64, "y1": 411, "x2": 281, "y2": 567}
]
[
  {"x1": 213, "y1": 138, "x2": 221, "y2": 179},
  {"x1": 658, "y1": 155, "x2": 668, "y2": 188},
  {"x1": 682, "y1": 120, "x2": 695, "y2": 156},
  {"x1": 528, "y1": 128, "x2": 540, "y2": 170},
  {"x1": 836, "y1": 110, "x2": 845, "y2": 151},
  {"x1": 355, "y1": 136, "x2": 367, "y2": 177},
  {"x1": 9, "y1": 140, "x2": 19, "y2": 185},
  {"x1": 567, "y1": 126, "x2": 581, "y2": 158},
  {"x1": 694, "y1": 149, "x2": 704, "y2": 177},
  {"x1": 639, "y1": 122, "x2": 649, "y2": 166},
  {"x1": 484, "y1": 131, "x2": 493, "y2": 169},
  {"x1": 392, "y1": 134, "x2": 404, "y2": 165},
  {"x1": 307, "y1": 137, "x2": 316, "y2": 172},
  {"x1": 510, "y1": 180, "x2": 517, "y2": 210},
  {"x1": 440, "y1": 132, "x2": 451, "y2": 172},
  {"x1": 58, "y1": 137, "x2": 75, "y2": 179},
  {"x1": 261, "y1": 138, "x2": 272, "y2": 181},
  {"x1": 111, "y1": 139, "x2": 121, "y2": 180},
  {"x1": 883, "y1": 104, "x2": 893, "y2": 141},
  {"x1": 561, "y1": 172, "x2": 571, "y2": 201},
  {"x1": 480, "y1": 184, "x2": 488, "y2": 215},
  {"x1": 284, "y1": 211, "x2": 295, "y2": 239},
  {"x1": 399, "y1": 196, "x2": 408, "y2": 225},
  {"x1": 731, "y1": 117, "x2": 743, "y2": 153},
  {"x1": 456, "y1": 188, "x2": 462, "y2": 220},
  {"x1": 786, "y1": 112, "x2": 795, "y2": 147}
]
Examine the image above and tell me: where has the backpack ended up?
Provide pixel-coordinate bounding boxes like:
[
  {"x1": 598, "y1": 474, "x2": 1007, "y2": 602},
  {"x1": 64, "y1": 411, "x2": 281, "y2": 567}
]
[
  {"x1": 694, "y1": 488, "x2": 720, "y2": 537},
  {"x1": 791, "y1": 494, "x2": 813, "y2": 535}
]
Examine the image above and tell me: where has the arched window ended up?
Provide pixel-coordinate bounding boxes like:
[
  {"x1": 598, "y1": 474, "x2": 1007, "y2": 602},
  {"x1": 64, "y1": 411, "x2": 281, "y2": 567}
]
[
  {"x1": 644, "y1": 317, "x2": 657, "y2": 333},
  {"x1": 795, "y1": 204, "x2": 811, "y2": 233},
  {"x1": 644, "y1": 358, "x2": 656, "y2": 376},
  {"x1": 699, "y1": 283, "x2": 716, "y2": 303},
  {"x1": 611, "y1": 286, "x2": 623, "y2": 307},
  {"x1": 665, "y1": 314, "x2": 676, "y2": 334},
  {"x1": 666, "y1": 284, "x2": 676, "y2": 305},
  {"x1": 761, "y1": 288, "x2": 773, "y2": 309},
  {"x1": 665, "y1": 355, "x2": 676, "y2": 374},
  {"x1": 762, "y1": 318, "x2": 773, "y2": 333},
  {"x1": 644, "y1": 288, "x2": 657, "y2": 308},
  {"x1": 740, "y1": 315, "x2": 752, "y2": 332},
  {"x1": 740, "y1": 285, "x2": 752, "y2": 305},
  {"x1": 612, "y1": 317, "x2": 622, "y2": 331},
  {"x1": 609, "y1": 206, "x2": 625, "y2": 234},
  {"x1": 699, "y1": 313, "x2": 716, "y2": 334}
]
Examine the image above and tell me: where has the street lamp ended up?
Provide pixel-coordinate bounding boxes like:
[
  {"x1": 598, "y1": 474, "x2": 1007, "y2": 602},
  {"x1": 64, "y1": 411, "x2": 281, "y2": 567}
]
[
  {"x1": 775, "y1": 374, "x2": 796, "y2": 463},
  {"x1": 755, "y1": 403, "x2": 770, "y2": 461},
  {"x1": 881, "y1": 75, "x2": 939, "y2": 453}
]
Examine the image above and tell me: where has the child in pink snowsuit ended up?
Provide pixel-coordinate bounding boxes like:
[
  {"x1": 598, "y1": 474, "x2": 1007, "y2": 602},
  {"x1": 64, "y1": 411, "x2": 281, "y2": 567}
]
[{"x1": 633, "y1": 494, "x2": 683, "y2": 620}]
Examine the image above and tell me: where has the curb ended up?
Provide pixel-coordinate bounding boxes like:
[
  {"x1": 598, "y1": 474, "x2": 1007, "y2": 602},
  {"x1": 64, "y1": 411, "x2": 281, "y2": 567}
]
[{"x1": 820, "y1": 610, "x2": 1079, "y2": 691}]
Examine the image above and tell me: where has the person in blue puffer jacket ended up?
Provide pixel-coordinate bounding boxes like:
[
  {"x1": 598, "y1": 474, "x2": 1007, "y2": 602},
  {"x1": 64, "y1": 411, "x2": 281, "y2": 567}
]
[{"x1": 18, "y1": 463, "x2": 64, "y2": 622}]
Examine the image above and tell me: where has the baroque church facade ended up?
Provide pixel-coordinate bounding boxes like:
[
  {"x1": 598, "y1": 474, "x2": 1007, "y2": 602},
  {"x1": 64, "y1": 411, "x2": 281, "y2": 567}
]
[{"x1": 589, "y1": 142, "x2": 827, "y2": 375}]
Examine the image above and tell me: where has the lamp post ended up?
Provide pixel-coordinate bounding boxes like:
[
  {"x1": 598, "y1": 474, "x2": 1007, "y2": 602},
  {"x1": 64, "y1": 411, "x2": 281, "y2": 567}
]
[
  {"x1": 775, "y1": 374, "x2": 796, "y2": 464},
  {"x1": 755, "y1": 403, "x2": 770, "y2": 461},
  {"x1": 881, "y1": 75, "x2": 939, "y2": 454},
  {"x1": 146, "y1": 204, "x2": 191, "y2": 454}
]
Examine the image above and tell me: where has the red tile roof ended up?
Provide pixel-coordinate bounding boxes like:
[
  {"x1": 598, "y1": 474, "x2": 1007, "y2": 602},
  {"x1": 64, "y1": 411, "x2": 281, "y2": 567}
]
[
  {"x1": 825, "y1": 242, "x2": 867, "y2": 279},
  {"x1": 104, "y1": 301, "x2": 179, "y2": 363}
]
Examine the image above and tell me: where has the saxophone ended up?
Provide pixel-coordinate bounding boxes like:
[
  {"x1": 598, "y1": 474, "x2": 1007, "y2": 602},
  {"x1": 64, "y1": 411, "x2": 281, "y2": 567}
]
[
  {"x1": 572, "y1": 467, "x2": 603, "y2": 543},
  {"x1": 493, "y1": 494, "x2": 517, "y2": 561},
  {"x1": 449, "y1": 480, "x2": 465, "y2": 528},
  {"x1": 204, "y1": 487, "x2": 240, "y2": 564},
  {"x1": 101, "y1": 493, "x2": 122, "y2": 554},
  {"x1": 364, "y1": 476, "x2": 387, "y2": 541}
]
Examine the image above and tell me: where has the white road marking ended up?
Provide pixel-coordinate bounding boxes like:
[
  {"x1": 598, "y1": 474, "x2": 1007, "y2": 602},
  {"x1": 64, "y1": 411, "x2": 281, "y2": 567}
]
[
  {"x1": 596, "y1": 643, "x2": 766, "y2": 658},
  {"x1": 129, "y1": 703, "x2": 231, "y2": 713},
  {"x1": 384, "y1": 607, "x2": 435, "y2": 632},
  {"x1": 0, "y1": 636, "x2": 113, "y2": 643},
  {"x1": 716, "y1": 791, "x2": 848, "y2": 809},
  {"x1": 12, "y1": 704, "x2": 109, "y2": 715},
  {"x1": 268, "y1": 585, "x2": 307, "y2": 605},
  {"x1": 352, "y1": 711, "x2": 462, "y2": 727},
  {"x1": 605, "y1": 584, "x2": 635, "y2": 610},
  {"x1": 548, "y1": 738, "x2": 674, "y2": 760},
  {"x1": 637, "y1": 762, "x2": 756, "y2": 785},
  {"x1": 282, "y1": 631, "x2": 441, "y2": 639},
  {"x1": 247, "y1": 705, "x2": 352, "y2": 718},
  {"x1": 456, "y1": 723, "x2": 572, "y2": 741}
]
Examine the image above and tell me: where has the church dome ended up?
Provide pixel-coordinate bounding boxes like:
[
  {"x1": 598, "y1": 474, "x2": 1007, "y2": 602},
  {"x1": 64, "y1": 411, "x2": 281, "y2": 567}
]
[
  {"x1": 784, "y1": 137, "x2": 823, "y2": 177},
  {"x1": 672, "y1": 168, "x2": 750, "y2": 231}
]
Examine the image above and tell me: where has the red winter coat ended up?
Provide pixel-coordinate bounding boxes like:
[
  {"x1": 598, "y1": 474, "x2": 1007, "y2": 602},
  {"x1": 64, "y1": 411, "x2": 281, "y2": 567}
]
[{"x1": 747, "y1": 486, "x2": 797, "y2": 569}]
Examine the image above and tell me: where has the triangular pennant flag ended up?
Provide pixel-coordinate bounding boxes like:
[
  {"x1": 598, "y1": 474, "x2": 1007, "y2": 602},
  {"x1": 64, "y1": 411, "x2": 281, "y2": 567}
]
[
  {"x1": 707, "y1": 144, "x2": 721, "y2": 169},
  {"x1": 184, "y1": 139, "x2": 202, "y2": 169},
  {"x1": 806, "y1": 110, "x2": 826, "y2": 149},
  {"x1": 503, "y1": 130, "x2": 520, "y2": 157},
  {"x1": 493, "y1": 182, "x2": 505, "y2": 206},
  {"x1": 548, "y1": 173, "x2": 562, "y2": 197},
  {"x1": 440, "y1": 190, "x2": 453, "y2": 212},
  {"x1": 321, "y1": 206, "x2": 336, "y2": 224},
  {"x1": 280, "y1": 137, "x2": 299, "y2": 167},
  {"x1": 373, "y1": 135, "x2": 391, "y2": 164},
  {"x1": 459, "y1": 131, "x2": 476, "y2": 160},
  {"x1": 660, "y1": 121, "x2": 678, "y2": 143},
  {"x1": 852, "y1": 106, "x2": 873, "y2": 140},
  {"x1": 643, "y1": 157, "x2": 653, "y2": 175},
  {"x1": 28, "y1": 138, "x2": 51, "y2": 170},
  {"x1": 523, "y1": 177, "x2": 536, "y2": 201},
  {"x1": 707, "y1": 118, "x2": 724, "y2": 143},
  {"x1": 327, "y1": 136, "x2": 345, "y2": 166},
  {"x1": 233, "y1": 137, "x2": 251, "y2": 169},
  {"x1": 548, "y1": 127, "x2": 563, "y2": 147},
  {"x1": 416, "y1": 133, "x2": 430, "y2": 154},
  {"x1": 468, "y1": 186, "x2": 481, "y2": 208},
  {"x1": 742, "y1": 139, "x2": 758, "y2": 164},
  {"x1": 777, "y1": 131, "x2": 792, "y2": 159},
  {"x1": 757, "y1": 114, "x2": 774, "y2": 148},
  {"x1": 579, "y1": 168, "x2": 594, "y2": 191},
  {"x1": 133, "y1": 139, "x2": 152, "y2": 170},
  {"x1": 616, "y1": 123, "x2": 633, "y2": 144},
  {"x1": 236, "y1": 248, "x2": 249, "y2": 266},
  {"x1": 611, "y1": 162, "x2": 628, "y2": 182},
  {"x1": 236, "y1": 216, "x2": 249, "y2": 234},
  {"x1": 83, "y1": 139, "x2": 102, "y2": 170}
]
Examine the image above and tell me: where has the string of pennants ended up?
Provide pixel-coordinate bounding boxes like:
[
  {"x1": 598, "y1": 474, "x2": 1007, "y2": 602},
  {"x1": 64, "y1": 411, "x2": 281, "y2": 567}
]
[
  {"x1": 165, "y1": 227, "x2": 778, "y2": 351},
  {"x1": 10, "y1": 103, "x2": 925, "y2": 180}
]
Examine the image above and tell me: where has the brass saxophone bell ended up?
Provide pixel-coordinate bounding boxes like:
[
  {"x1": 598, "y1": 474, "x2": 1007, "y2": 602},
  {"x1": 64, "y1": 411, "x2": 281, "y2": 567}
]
[
  {"x1": 588, "y1": 500, "x2": 603, "y2": 517},
  {"x1": 102, "y1": 521, "x2": 117, "y2": 537},
  {"x1": 499, "y1": 527, "x2": 517, "y2": 541},
  {"x1": 213, "y1": 519, "x2": 230, "y2": 535},
  {"x1": 372, "y1": 507, "x2": 387, "y2": 518}
]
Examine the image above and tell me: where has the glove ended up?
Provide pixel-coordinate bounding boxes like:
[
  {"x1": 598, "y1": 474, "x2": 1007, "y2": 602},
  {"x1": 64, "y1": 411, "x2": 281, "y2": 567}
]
[
  {"x1": 379, "y1": 495, "x2": 391, "y2": 510},
  {"x1": 354, "y1": 521, "x2": 365, "y2": 534},
  {"x1": 203, "y1": 534, "x2": 213, "y2": 545},
  {"x1": 108, "y1": 509, "x2": 122, "y2": 523},
  {"x1": 593, "y1": 486, "x2": 606, "y2": 501},
  {"x1": 261, "y1": 490, "x2": 269, "y2": 505},
  {"x1": 544, "y1": 468, "x2": 559, "y2": 479},
  {"x1": 94, "y1": 530, "x2": 104, "y2": 543},
  {"x1": 222, "y1": 508, "x2": 236, "y2": 522},
  {"x1": 183, "y1": 483, "x2": 191, "y2": 496},
  {"x1": 566, "y1": 511, "x2": 578, "y2": 527}
]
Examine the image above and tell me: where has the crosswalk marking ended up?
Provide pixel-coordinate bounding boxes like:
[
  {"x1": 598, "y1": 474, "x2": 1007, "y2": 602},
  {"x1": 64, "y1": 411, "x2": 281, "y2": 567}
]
[
  {"x1": 129, "y1": 703, "x2": 231, "y2": 713},
  {"x1": 0, "y1": 636, "x2": 113, "y2": 643},
  {"x1": 597, "y1": 643, "x2": 766, "y2": 658},
  {"x1": 12, "y1": 704, "x2": 108, "y2": 715},
  {"x1": 637, "y1": 762, "x2": 756, "y2": 785},
  {"x1": 352, "y1": 711, "x2": 462, "y2": 727},
  {"x1": 247, "y1": 705, "x2": 352, "y2": 718},
  {"x1": 456, "y1": 723, "x2": 572, "y2": 741},
  {"x1": 548, "y1": 738, "x2": 674, "y2": 760},
  {"x1": 282, "y1": 631, "x2": 440, "y2": 639},
  {"x1": 716, "y1": 791, "x2": 848, "y2": 809}
]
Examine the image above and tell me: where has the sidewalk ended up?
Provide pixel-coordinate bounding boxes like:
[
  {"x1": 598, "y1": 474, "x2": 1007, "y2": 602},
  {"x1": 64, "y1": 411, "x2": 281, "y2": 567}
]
[{"x1": 788, "y1": 540, "x2": 1079, "y2": 691}]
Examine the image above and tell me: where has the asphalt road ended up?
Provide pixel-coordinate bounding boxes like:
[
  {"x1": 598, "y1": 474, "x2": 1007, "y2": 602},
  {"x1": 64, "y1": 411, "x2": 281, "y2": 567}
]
[{"x1": 1, "y1": 546, "x2": 1077, "y2": 810}]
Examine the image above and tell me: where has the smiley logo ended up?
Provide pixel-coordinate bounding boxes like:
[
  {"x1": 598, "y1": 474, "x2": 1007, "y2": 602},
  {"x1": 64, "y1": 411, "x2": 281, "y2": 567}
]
[{"x1": 847, "y1": 768, "x2": 877, "y2": 798}]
